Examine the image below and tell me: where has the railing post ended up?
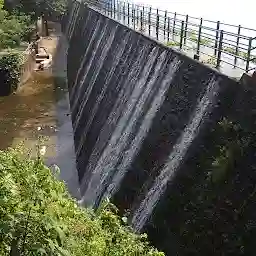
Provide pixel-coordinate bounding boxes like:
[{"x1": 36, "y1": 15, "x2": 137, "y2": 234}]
[
  {"x1": 246, "y1": 37, "x2": 252, "y2": 72},
  {"x1": 109, "y1": 0, "x2": 111, "y2": 16},
  {"x1": 111, "y1": 0, "x2": 113, "y2": 17},
  {"x1": 133, "y1": 8, "x2": 136, "y2": 30},
  {"x1": 132, "y1": 4, "x2": 134, "y2": 28},
  {"x1": 131, "y1": 4, "x2": 134, "y2": 27},
  {"x1": 164, "y1": 10, "x2": 167, "y2": 40},
  {"x1": 234, "y1": 25, "x2": 241, "y2": 67},
  {"x1": 118, "y1": 0, "x2": 121, "y2": 21},
  {"x1": 180, "y1": 21, "x2": 184, "y2": 49},
  {"x1": 104, "y1": 0, "x2": 107, "y2": 14},
  {"x1": 173, "y1": 12, "x2": 176, "y2": 39},
  {"x1": 196, "y1": 18, "x2": 203, "y2": 56},
  {"x1": 118, "y1": 0, "x2": 121, "y2": 20},
  {"x1": 140, "y1": 10, "x2": 143, "y2": 31},
  {"x1": 117, "y1": 0, "x2": 119, "y2": 19},
  {"x1": 167, "y1": 17, "x2": 170, "y2": 42},
  {"x1": 148, "y1": 7, "x2": 152, "y2": 36},
  {"x1": 156, "y1": 10, "x2": 159, "y2": 40},
  {"x1": 123, "y1": 2, "x2": 125, "y2": 23},
  {"x1": 114, "y1": 0, "x2": 116, "y2": 19},
  {"x1": 116, "y1": 0, "x2": 118, "y2": 19},
  {"x1": 143, "y1": 6, "x2": 145, "y2": 29},
  {"x1": 137, "y1": 5, "x2": 139, "y2": 27},
  {"x1": 216, "y1": 30, "x2": 224, "y2": 69},
  {"x1": 128, "y1": 3, "x2": 130, "y2": 26},
  {"x1": 184, "y1": 15, "x2": 188, "y2": 45},
  {"x1": 214, "y1": 21, "x2": 220, "y2": 56},
  {"x1": 116, "y1": 0, "x2": 118, "y2": 20}
]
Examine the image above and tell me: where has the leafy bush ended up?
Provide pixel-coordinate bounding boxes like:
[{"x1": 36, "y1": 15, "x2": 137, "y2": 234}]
[
  {"x1": 13, "y1": 13, "x2": 35, "y2": 43},
  {"x1": 0, "y1": 146, "x2": 164, "y2": 256},
  {"x1": 0, "y1": 52, "x2": 22, "y2": 95},
  {"x1": 0, "y1": 16, "x2": 26, "y2": 48}
]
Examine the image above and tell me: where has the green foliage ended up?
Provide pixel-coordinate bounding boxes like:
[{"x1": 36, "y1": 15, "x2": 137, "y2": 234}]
[
  {"x1": 0, "y1": 146, "x2": 164, "y2": 256},
  {"x1": 17, "y1": 0, "x2": 68, "y2": 20},
  {"x1": 251, "y1": 56, "x2": 256, "y2": 64},
  {"x1": 187, "y1": 30, "x2": 212, "y2": 46},
  {"x1": 0, "y1": 2, "x2": 34, "y2": 49},
  {"x1": 208, "y1": 118, "x2": 244, "y2": 183},
  {"x1": 0, "y1": 14, "x2": 33, "y2": 49},
  {"x1": 165, "y1": 40, "x2": 180, "y2": 47},
  {"x1": 202, "y1": 56, "x2": 217, "y2": 66},
  {"x1": 50, "y1": 0, "x2": 68, "y2": 16},
  {"x1": 161, "y1": 109, "x2": 256, "y2": 255},
  {"x1": 0, "y1": 52, "x2": 22, "y2": 94},
  {"x1": 223, "y1": 46, "x2": 237, "y2": 55},
  {"x1": 223, "y1": 46, "x2": 256, "y2": 64},
  {"x1": 187, "y1": 30, "x2": 197, "y2": 43}
]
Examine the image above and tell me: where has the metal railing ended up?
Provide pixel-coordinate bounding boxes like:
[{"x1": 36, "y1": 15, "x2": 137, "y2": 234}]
[{"x1": 86, "y1": 0, "x2": 256, "y2": 77}]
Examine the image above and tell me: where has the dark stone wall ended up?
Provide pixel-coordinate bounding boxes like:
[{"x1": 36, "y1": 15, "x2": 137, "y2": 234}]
[
  {"x1": 65, "y1": 2, "x2": 256, "y2": 255},
  {"x1": 143, "y1": 81, "x2": 256, "y2": 255}
]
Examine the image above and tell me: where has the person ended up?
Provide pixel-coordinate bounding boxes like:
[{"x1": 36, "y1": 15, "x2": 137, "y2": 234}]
[
  {"x1": 34, "y1": 32, "x2": 40, "y2": 54},
  {"x1": 44, "y1": 19, "x2": 49, "y2": 36}
]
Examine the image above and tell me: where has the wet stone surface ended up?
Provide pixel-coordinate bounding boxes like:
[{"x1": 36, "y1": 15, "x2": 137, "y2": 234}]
[{"x1": 0, "y1": 72, "x2": 57, "y2": 154}]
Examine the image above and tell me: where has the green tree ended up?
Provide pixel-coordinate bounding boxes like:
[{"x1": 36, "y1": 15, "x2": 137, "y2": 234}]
[
  {"x1": 17, "y1": 0, "x2": 68, "y2": 20},
  {"x1": 0, "y1": 0, "x2": 34, "y2": 49},
  {"x1": 0, "y1": 146, "x2": 164, "y2": 256}
]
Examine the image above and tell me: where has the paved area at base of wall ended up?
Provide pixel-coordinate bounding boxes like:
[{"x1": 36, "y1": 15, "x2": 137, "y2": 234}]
[{"x1": 0, "y1": 23, "x2": 80, "y2": 199}]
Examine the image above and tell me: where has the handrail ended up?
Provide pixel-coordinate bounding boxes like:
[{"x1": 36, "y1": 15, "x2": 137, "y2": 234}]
[{"x1": 86, "y1": 0, "x2": 256, "y2": 76}]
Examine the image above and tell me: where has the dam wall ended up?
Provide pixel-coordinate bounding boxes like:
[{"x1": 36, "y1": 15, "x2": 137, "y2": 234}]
[{"x1": 64, "y1": 2, "x2": 256, "y2": 255}]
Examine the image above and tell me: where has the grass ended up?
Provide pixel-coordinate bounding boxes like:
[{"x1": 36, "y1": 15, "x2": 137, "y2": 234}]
[
  {"x1": 187, "y1": 30, "x2": 213, "y2": 46},
  {"x1": 223, "y1": 46, "x2": 256, "y2": 64},
  {"x1": 202, "y1": 56, "x2": 217, "y2": 66},
  {"x1": 166, "y1": 40, "x2": 180, "y2": 47}
]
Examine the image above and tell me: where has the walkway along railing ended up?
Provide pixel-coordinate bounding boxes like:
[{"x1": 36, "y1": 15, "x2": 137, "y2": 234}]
[{"x1": 86, "y1": 0, "x2": 256, "y2": 78}]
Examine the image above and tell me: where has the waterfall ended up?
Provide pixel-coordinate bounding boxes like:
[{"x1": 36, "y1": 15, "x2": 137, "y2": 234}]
[
  {"x1": 103, "y1": 57, "x2": 182, "y2": 201},
  {"x1": 66, "y1": 2, "x2": 80, "y2": 40},
  {"x1": 70, "y1": 14, "x2": 103, "y2": 103},
  {"x1": 74, "y1": 33, "x2": 131, "y2": 154},
  {"x1": 131, "y1": 76, "x2": 221, "y2": 231},
  {"x1": 72, "y1": 21, "x2": 116, "y2": 122},
  {"x1": 78, "y1": 47, "x2": 161, "y2": 206},
  {"x1": 78, "y1": 38, "x2": 153, "y2": 191}
]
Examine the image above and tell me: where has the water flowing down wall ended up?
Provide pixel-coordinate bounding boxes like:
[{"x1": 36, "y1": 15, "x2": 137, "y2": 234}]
[{"x1": 65, "y1": 2, "x2": 256, "y2": 255}]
